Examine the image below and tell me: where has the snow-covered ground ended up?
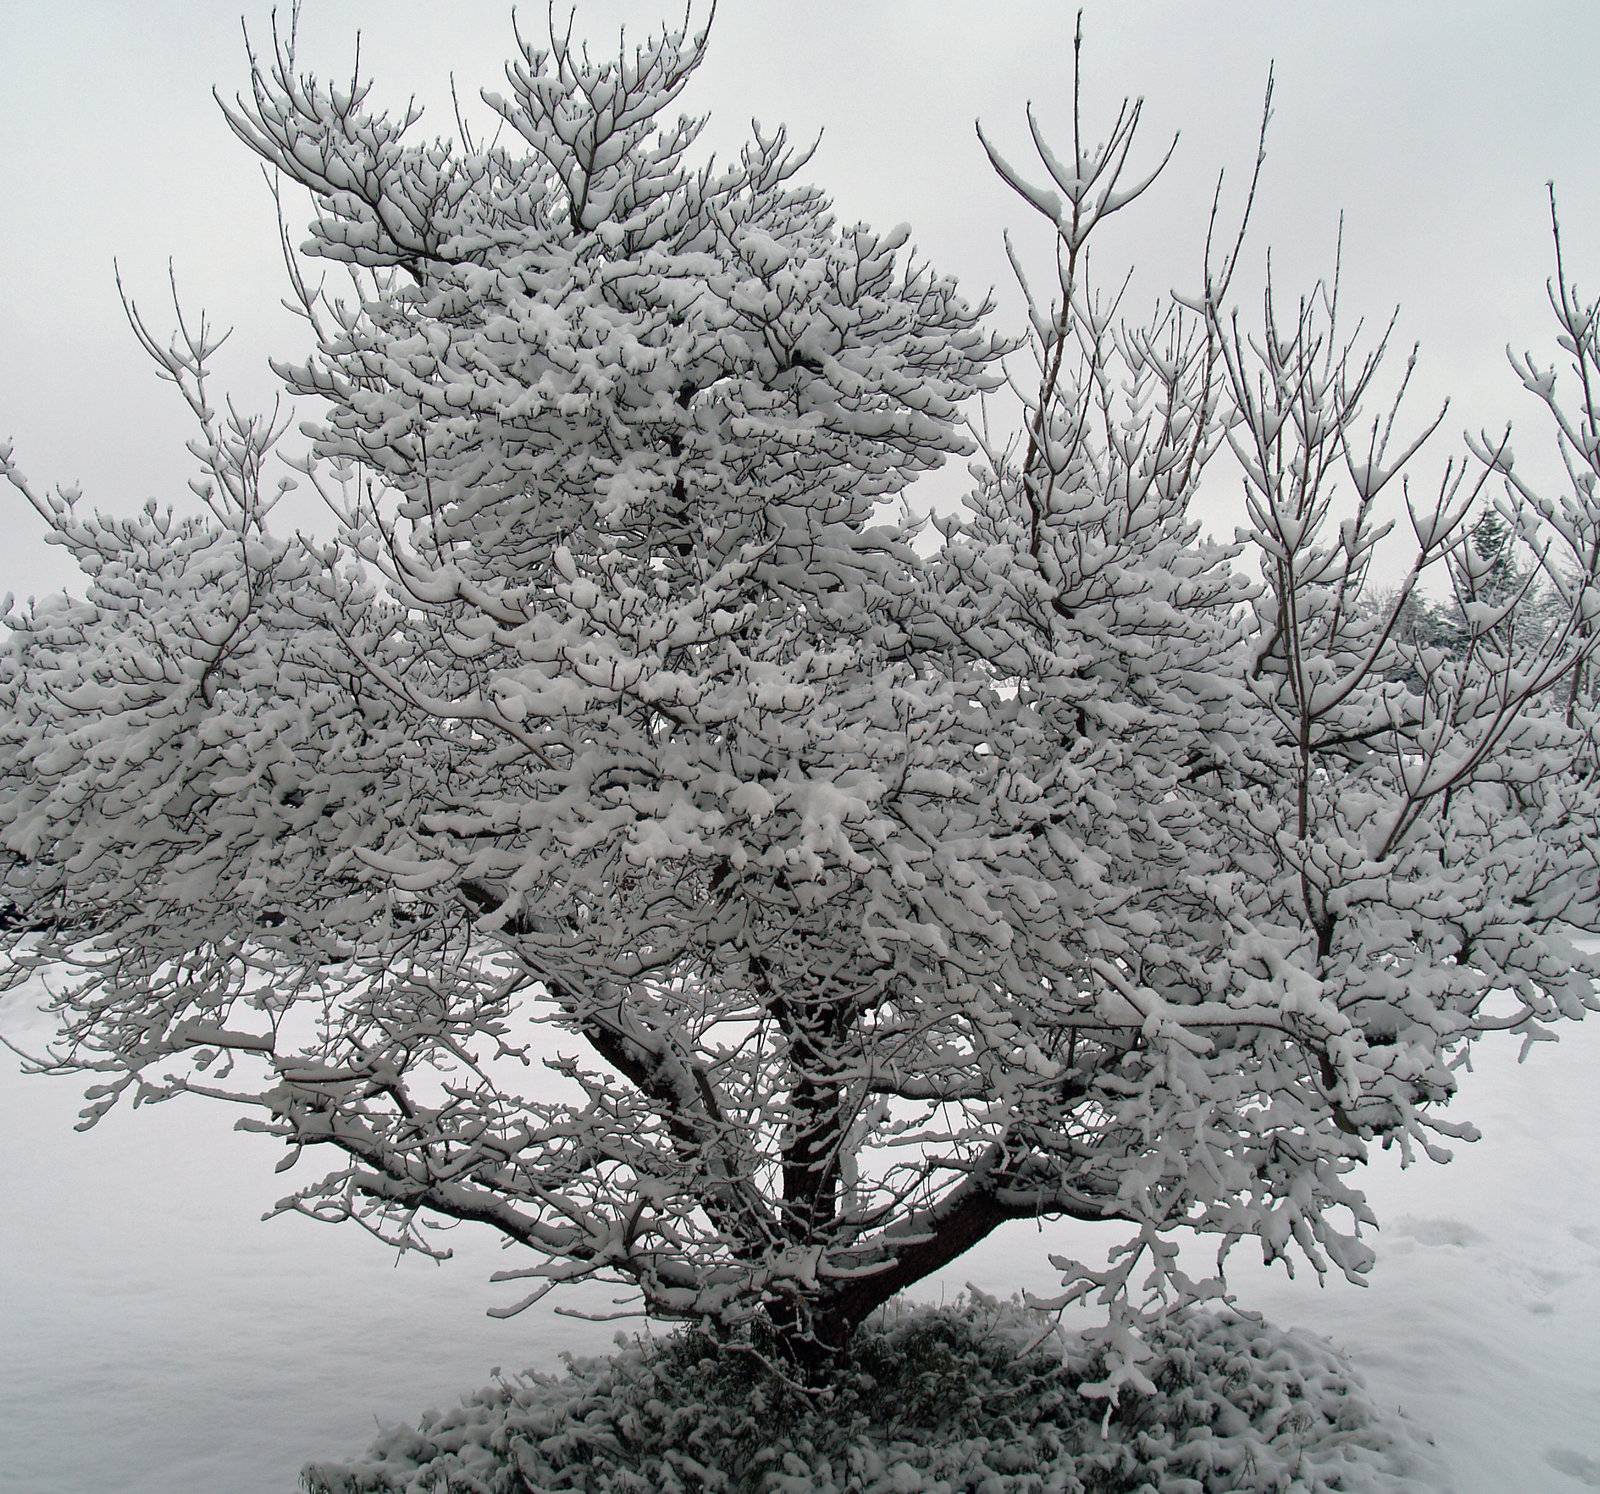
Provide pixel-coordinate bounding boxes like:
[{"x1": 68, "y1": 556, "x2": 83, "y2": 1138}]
[{"x1": 2, "y1": 980, "x2": 1597, "y2": 1493}]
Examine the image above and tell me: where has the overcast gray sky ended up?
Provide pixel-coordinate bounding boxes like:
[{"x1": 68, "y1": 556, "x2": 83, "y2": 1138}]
[{"x1": 3, "y1": 1, "x2": 1597, "y2": 599}]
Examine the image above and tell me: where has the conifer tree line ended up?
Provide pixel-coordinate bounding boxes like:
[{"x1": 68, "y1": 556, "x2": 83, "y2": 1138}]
[{"x1": 1371, "y1": 510, "x2": 1595, "y2": 710}]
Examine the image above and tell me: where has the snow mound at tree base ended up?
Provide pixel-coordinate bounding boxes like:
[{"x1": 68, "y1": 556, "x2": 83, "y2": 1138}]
[{"x1": 301, "y1": 1298, "x2": 1442, "y2": 1493}]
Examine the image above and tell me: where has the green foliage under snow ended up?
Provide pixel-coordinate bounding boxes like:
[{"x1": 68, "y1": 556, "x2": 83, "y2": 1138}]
[{"x1": 301, "y1": 1298, "x2": 1437, "y2": 1493}]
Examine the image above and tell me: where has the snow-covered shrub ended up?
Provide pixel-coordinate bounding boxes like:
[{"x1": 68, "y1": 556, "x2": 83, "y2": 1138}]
[{"x1": 300, "y1": 1298, "x2": 1437, "y2": 1493}]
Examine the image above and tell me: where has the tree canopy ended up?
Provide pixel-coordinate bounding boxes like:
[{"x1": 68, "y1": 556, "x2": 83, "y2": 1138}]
[{"x1": 4, "y1": 10, "x2": 1599, "y2": 1380}]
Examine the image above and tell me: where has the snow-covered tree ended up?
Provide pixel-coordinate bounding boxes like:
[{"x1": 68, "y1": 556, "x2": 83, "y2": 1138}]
[
  {"x1": 4, "y1": 12, "x2": 1598, "y2": 1379},
  {"x1": 1361, "y1": 508, "x2": 1546, "y2": 691}
]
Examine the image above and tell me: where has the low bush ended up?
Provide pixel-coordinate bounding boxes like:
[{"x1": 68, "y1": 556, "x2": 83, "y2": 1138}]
[{"x1": 301, "y1": 1297, "x2": 1438, "y2": 1493}]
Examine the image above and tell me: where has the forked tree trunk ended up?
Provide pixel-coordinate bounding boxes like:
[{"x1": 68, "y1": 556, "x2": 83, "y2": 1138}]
[{"x1": 759, "y1": 1181, "x2": 1019, "y2": 1377}]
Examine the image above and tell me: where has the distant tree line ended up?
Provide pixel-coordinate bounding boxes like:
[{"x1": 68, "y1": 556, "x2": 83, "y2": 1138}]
[{"x1": 1371, "y1": 508, "x2": 1593, "y2": 710}]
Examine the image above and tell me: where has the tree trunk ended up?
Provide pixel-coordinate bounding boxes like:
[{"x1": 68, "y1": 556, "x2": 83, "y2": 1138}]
[
  {"x1": 763, "y1": 1294, "x2": 858, "y2": 1383},
  {"x1": 761, "y1": 1177, "x2": 1021, "y2": 1377}
]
